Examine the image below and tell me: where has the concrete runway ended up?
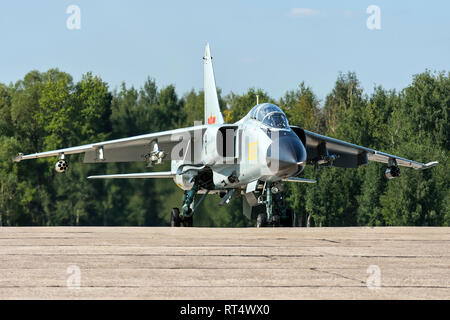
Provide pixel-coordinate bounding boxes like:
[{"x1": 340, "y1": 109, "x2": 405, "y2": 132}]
[{"x1": 0, "y1": 227, "x2": 448, "y2": 299}]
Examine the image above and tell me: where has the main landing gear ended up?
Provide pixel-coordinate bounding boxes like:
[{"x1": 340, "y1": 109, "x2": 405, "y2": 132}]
[
  {"x1": 171, "y1": 208, "x2": 192, "y2": 227},
  {"x1": 171, "y1": 177, "x2": 210, "y2": 227},
  {"x1": 256, "y1": 182, "x2": 296, "y2": 228}
]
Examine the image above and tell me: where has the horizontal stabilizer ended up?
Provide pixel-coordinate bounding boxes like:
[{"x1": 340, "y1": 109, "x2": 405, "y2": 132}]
[
  {"x1": 88, "y1": 171, "x2": 174, "y2": 179},
  {"x1": 421, "y1": 161, "x2": 439, "y2": 170},
  {"x1": 282, "y1": 177, "x2": 317, "y2": 183}
]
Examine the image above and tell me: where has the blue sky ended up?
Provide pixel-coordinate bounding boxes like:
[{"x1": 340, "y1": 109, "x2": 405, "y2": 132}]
[{"x1": 1, "y1": 1, "x2": 449, "y2": 103}]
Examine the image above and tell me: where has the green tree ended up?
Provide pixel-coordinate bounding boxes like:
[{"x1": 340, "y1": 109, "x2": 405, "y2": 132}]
[
  {"x1": 224, "y1": 88, "x2": 272, "y2": 123},
  {"x1": 0, "y1": 68, "x2": 447, "y2": 227},
  {"x1": 380, "y1": 71, "x2": 449, "y2": 225},
  {"x1": 279, "y1": 82, "x2": 320, "y2": 131}
]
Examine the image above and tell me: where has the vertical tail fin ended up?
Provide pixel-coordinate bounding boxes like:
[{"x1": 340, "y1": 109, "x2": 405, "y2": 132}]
[{"x1": 203, "y1": 43, "x2": 225, "y2": 125}]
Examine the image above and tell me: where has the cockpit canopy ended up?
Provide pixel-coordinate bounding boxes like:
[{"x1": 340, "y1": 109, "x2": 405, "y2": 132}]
[{"x1": 249, "y1": 103, "x2": 289, "y2": 129}]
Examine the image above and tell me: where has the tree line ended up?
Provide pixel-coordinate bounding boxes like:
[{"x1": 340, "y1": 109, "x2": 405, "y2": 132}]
[{"x1": 0, "y1": 69, "x2": 448, "y2": 226}]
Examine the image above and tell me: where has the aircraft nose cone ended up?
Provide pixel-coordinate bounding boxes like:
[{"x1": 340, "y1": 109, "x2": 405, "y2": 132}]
[{"x1": 266, "y1": 132, "x2": 306, "y2": 178}]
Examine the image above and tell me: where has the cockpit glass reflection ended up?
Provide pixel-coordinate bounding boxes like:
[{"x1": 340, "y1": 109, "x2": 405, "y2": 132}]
[
  {"x1": 263, "y1": 112, "x2": 289, "y2": 129},
  {"x1": 256, "y1": 105, "x2": 280, "y2": 122},
  {"x1": 249, "y1": 103, "x2": 289, "y2": 129}
]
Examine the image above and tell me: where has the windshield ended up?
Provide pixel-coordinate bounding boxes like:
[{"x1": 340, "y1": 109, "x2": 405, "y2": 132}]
[
  {"x1": 262, "y1": 112, "x2": 289, "y2": 129},
  {"x1": 249, "y1": 103, "x2": 289, "y2": 129},
  {"x1": 256, "y1": 104, "x2": 281, "y2": 122}
]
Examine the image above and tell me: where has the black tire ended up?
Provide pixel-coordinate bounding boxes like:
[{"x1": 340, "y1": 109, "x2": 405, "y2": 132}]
[
  {"x1": 272, "y1": 215, "x2": 281, "y2": 227},
  {"x1": 182, "y1": 216, "x2": 193, "y2": 227},
  {"x1": 171, "y1": 208, "x2": 181, "y2": 227},
  {"x1": 256, "y1": 213, "x2": 266, "y2": 228}
]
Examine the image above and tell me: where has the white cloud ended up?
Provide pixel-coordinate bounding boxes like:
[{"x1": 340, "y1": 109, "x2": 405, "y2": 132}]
[{"x1": 289, "y1": 8, "x2": 319, "y2": 17}]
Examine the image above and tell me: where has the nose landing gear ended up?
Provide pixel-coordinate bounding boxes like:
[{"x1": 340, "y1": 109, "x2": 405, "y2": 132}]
[{"x1": 256, "y1": 182, "x2": 295, "y2": 227}]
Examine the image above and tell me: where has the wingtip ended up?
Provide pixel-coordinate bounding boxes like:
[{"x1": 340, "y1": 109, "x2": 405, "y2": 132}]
[
  {"x1": 13, "y1": 153, "x2": 23, "y2": 162},
  {"x1": 423, "y1": 161, "x2": 439, "y2": 169}
]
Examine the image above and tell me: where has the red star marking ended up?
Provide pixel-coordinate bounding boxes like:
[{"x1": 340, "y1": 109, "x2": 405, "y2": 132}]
[{"x1": 207, "y1": 114, "x2": 216, "y2": 124}]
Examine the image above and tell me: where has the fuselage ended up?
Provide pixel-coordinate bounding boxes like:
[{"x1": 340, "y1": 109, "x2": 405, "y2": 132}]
[{"x1": 172, "y1": 103, "x2": 307, "y2": 191}]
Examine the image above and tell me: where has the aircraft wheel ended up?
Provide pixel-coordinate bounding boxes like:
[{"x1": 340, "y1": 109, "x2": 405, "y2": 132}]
[
  {"x1": 171, "y1": 208, "x2": 181, "y2": 227},
  {"x1": 182, "y1": 216, "x2": 193, "y2": 227},
  {"x1": 272, "y1": 215, "x2": 281, "y2": 227},
  {"x1": 256, "y1": 213, "x2": 266, "y2": 228}
]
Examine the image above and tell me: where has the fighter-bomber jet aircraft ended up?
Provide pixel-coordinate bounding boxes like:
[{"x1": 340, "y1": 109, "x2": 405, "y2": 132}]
[{"x1": 14, "y1": 44, "x2": 438, "y2": 227}]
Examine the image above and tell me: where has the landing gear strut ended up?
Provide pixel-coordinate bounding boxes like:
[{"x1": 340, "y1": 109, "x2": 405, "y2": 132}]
[
  {"x1": 181, "y1": 182, "x2": 199, "y2": 218},
  {"x1": 171, "y1": 177, "x2": 209, "y2": 227}
]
